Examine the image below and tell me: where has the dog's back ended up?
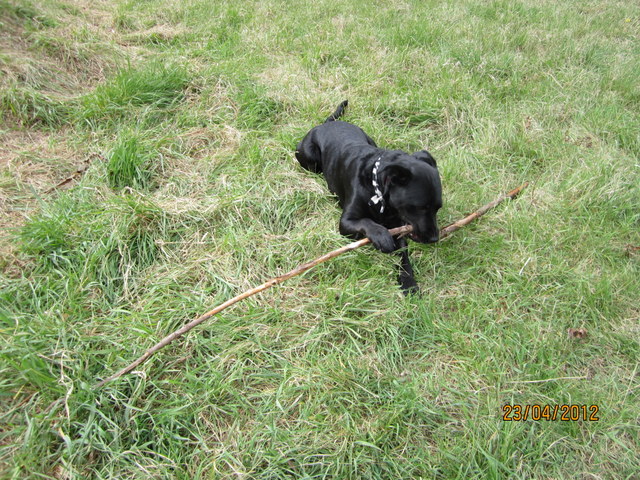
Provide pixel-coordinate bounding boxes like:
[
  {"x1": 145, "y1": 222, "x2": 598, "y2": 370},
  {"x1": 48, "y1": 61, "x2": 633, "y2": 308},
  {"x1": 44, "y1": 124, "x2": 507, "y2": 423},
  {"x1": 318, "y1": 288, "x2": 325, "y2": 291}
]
[{"x1": 295, "y1": 101, "x2": 377, "y2": 174}]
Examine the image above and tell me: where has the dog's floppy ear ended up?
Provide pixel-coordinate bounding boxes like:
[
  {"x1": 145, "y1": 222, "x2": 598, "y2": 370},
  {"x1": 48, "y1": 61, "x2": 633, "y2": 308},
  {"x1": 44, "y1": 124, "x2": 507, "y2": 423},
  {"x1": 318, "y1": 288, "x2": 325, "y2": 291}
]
[
  {"x1": 413, "y1": 150, "x2": 437, "y2": 168},
  {"x1": 383, "y1": 164, "x2": 412, "y2": 187}
]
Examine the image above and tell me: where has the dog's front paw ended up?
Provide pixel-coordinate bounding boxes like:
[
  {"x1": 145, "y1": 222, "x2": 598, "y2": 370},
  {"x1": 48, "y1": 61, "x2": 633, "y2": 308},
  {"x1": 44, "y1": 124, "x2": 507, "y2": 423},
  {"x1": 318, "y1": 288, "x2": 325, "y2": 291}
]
[
  {"x1": 399, "y1": 274, "x2": 420, "y2": 296},
  {"x1": 368, "y1": 228, "x2": 396, "y2": 253}
]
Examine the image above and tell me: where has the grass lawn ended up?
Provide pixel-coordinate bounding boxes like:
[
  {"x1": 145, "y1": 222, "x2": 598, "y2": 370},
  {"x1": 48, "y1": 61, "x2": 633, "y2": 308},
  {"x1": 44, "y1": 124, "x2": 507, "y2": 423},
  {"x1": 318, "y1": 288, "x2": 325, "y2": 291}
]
[{"x1": 1, "y1": 0, "x2": 638, "y2": 478}]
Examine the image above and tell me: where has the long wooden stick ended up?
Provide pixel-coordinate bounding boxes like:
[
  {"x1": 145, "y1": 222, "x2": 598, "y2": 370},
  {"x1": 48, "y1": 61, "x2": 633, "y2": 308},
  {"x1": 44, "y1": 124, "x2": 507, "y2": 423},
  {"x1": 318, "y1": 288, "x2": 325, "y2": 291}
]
[
  {"x1": 439, "y1": 182, "x2": 528, "y2": 238},
  {"x1": 95, "y1": 182, "x2": 527, "y2": 388}
]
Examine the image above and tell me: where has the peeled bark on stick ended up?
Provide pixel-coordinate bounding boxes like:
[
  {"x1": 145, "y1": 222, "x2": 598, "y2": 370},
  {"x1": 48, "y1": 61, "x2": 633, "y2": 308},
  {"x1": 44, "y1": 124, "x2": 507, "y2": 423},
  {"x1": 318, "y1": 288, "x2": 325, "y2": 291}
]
[{"x1": 95, "y1": 182, "x2": 527, "y2": 388}]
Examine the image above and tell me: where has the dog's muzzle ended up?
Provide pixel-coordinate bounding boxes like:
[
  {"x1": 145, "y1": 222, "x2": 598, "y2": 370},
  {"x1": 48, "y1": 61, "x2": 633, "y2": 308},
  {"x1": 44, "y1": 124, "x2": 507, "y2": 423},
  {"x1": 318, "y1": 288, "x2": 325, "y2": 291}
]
[{"x1": 408, "y1": 227, "x2": 439, "y2": 243}]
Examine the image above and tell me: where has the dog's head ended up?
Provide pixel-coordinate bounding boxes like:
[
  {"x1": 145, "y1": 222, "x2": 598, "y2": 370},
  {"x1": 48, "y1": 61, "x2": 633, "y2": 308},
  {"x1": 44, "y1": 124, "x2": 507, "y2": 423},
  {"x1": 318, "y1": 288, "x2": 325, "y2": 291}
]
[{"x1": 381, "y1": 150, "x2": 442, "y2": 243}]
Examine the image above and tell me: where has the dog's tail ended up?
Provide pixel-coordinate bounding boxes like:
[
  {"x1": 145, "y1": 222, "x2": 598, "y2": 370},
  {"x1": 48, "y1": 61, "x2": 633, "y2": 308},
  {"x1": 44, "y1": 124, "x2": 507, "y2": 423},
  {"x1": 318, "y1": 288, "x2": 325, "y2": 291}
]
[{"x1": 325, "y1": 100, "x2": 348, "y2": 122}]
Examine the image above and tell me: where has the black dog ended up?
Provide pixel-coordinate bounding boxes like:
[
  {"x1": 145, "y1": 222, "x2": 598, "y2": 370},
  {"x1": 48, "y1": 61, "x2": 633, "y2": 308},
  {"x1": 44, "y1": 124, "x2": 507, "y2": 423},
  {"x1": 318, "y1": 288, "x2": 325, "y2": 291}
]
[{"x1": 295, "y1": 100, "x2": 442, "y2": 293}]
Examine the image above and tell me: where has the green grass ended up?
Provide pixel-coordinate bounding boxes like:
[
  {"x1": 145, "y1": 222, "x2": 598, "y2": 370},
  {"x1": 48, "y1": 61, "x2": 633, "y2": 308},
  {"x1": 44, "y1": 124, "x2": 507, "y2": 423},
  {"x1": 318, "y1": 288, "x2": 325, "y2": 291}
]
[
  {"x1": 1, "y1": 0, "x2": 639, "y2": 478},
  {"x1": 106, "y1": 132, "x2": 155, "y2": 189}
]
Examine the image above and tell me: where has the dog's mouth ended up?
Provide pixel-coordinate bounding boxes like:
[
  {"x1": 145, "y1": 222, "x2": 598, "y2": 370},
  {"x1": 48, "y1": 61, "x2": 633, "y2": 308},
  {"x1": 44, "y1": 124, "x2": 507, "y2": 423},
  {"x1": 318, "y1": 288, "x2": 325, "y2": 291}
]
[
  {"x1": 406, "y1": 225, "x2": 439, "y2": 243},
  {"x1": 405, "y1": 225, "x2": 421, "y2": 241}
]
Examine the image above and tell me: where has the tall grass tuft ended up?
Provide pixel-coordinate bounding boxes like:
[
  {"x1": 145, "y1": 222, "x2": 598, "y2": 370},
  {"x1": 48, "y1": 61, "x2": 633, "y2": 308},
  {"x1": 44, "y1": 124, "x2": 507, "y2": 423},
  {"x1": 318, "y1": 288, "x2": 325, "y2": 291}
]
[
  {"x1": 80, "y1": 61, "x2": 189, "y2": 124},
  {"x1": 0, "y1": 86, "x2": 71, "y2": 127},
  {"x1": 19, "y1": 190, "x2": 168, "y2": 302},
  {"x1": 106, "y1": 131, "x2": 155, "y2": 190}
]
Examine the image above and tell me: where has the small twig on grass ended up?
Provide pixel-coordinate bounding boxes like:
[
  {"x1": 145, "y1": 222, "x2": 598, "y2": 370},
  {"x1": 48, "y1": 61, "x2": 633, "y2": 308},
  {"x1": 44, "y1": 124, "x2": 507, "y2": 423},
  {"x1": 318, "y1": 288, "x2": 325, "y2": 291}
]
[
  {"x1": 45, "y1": 153, "x2": 104, "y2": 193},
  {"x1": 508, "y1": 375, "x2": 589, "y2": 384},
  {"x1": 95, "y1": 182, "x2": 528, "y2": 388}
]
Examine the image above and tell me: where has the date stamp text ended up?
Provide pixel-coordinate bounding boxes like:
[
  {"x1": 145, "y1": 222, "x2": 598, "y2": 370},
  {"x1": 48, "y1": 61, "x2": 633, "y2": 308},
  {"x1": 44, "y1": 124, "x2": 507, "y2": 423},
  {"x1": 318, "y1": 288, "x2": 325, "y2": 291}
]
[{"x1": 502, "y1": 404, "x2": 600, "y2": 422}]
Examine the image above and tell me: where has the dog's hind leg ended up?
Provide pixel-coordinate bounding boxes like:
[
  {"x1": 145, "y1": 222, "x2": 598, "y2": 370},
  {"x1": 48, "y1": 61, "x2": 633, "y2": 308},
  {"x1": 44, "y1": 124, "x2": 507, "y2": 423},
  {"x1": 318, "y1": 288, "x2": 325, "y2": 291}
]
[
  {"x1": 296, "y1": 100, "x2": 348, "y2": 172},
  {"x1": 295, "y1": 135, "x2": 323, "y2": 173}
]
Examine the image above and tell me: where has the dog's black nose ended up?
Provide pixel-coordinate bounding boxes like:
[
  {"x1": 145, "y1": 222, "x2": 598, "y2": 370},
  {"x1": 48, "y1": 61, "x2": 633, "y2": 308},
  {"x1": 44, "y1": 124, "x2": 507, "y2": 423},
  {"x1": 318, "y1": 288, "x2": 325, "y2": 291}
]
[{"x1": 426, "y1": 233, "x2": 439, "y2": 243}]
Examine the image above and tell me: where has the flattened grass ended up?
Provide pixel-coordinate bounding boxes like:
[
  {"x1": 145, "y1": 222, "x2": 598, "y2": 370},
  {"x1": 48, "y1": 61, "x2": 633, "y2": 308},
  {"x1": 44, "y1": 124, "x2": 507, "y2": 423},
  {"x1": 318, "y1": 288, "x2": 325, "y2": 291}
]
[{"x1": 1, "y1": 0, "x2": 639, "y2": 478}]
